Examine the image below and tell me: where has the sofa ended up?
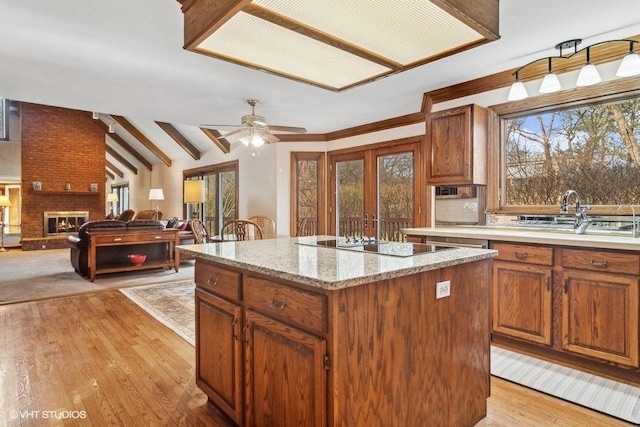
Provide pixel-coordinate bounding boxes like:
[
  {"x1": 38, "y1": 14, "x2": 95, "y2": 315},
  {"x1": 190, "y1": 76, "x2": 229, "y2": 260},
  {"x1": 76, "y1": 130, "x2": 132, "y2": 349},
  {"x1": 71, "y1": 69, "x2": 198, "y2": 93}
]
[{"x1": 67, "y1": 219, "x2": 166, "y2": 277}]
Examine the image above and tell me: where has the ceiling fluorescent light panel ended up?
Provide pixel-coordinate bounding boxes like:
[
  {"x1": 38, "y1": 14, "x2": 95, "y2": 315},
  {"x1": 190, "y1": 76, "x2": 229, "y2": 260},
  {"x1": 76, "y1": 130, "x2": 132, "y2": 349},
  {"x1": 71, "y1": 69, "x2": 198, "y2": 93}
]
[{"x1": 183, "y1": 0, "x2": 499, "y2": 91}]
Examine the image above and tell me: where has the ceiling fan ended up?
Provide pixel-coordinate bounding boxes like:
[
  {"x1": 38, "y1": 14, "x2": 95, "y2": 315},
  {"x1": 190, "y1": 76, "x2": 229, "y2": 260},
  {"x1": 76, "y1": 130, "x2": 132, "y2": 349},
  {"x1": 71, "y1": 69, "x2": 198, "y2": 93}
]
[{"x1": 201, "y1": 99, "x2": 306, "y2": 147}]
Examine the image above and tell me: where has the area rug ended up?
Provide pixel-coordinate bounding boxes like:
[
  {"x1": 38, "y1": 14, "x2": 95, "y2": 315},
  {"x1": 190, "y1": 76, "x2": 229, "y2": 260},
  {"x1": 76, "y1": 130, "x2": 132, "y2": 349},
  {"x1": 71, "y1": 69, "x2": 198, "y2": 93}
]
[
  {"x1": 120, "y1": 280, "x2": 195, "y2": 346},
  {"x1": 492, "y1": 345, "x2": 640, "y2": 424}
]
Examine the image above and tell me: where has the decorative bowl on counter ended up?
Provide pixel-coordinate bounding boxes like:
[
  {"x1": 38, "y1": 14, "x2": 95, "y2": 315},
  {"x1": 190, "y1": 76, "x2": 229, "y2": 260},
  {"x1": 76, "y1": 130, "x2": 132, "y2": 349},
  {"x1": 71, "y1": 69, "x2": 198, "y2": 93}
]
[{"x1": 127, "y1": 254, "x2": 147, "y2": 266}]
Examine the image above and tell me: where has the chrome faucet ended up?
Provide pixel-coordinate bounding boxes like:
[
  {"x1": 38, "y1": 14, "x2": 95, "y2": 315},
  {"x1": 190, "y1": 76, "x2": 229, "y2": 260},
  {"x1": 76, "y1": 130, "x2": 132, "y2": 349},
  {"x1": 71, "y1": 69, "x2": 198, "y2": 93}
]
[
  {"x1": 616, "y1": 204, "x2": 638, "y2": 237},
  {"x1": 560, "y1": 190, "x2": 591, "y2": 234}
]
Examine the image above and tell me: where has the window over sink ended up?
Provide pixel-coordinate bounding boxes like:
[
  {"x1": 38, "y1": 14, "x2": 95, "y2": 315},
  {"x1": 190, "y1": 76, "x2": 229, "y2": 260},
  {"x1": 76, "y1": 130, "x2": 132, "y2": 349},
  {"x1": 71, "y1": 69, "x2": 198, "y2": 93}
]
[{"x1": 498, "y1": 86, "x2": 640, "y2": 215}]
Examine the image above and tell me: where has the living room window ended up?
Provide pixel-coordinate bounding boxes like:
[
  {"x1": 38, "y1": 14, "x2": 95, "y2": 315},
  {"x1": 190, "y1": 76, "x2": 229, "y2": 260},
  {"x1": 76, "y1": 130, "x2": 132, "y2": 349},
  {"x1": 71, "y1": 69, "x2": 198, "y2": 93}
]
[
  {"x1": 111, "y1": 183, "x2": 129, "y2": 215},
  {"x1": 492, "y1": 80, "x2": 640, "y2": 215},
  {"x1": 184, "y1": 161, "x2": 238, "y2": 235}
]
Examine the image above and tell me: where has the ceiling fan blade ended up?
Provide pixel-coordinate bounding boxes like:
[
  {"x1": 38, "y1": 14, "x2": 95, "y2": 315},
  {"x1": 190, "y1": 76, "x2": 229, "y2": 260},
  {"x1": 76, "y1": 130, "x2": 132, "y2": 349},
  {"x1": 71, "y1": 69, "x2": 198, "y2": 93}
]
[
  {"x1": 268, "y1": 125, "x2": 307, "y2": 133},
  {"x1": 218, "y1": 128, "x2": 246, "y2": 139},
  {"x1": 200, "y1": 123, "x2": 241, "y2": 129},
  {"x1": 261, "y1": 132, "x2": 280, "y2": 144}
]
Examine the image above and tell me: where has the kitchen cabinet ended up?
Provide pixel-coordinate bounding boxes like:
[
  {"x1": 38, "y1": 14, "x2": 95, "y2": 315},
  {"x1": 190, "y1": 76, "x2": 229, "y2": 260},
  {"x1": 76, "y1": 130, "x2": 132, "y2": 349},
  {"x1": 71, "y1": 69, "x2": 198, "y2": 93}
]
[
  {"x1": 491, "y1": 242, "x2": 553, "y2": 345},
  {"x1": 490, "y1": 241, "x2": 640, "y2": 371},
  {"x1": 561, "y1": 248, "x2": 639, "y2": 367},
  {"x1": 426, "y1": 104, "x2": 487, "y2": 185}
]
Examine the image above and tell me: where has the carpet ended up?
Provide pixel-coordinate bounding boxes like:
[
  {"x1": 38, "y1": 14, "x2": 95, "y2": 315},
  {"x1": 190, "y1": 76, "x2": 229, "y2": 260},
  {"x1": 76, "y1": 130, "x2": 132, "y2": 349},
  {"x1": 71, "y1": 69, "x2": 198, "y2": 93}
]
[
  {"x1": 120, "y1": 280, "x2": 196, "y2": 346},
  {"x1": 492, "y1": 345, "x2": 640, "y2": 424},
  {"x1": 0, "y1": 248, "x2": 195, "y2": 305}
]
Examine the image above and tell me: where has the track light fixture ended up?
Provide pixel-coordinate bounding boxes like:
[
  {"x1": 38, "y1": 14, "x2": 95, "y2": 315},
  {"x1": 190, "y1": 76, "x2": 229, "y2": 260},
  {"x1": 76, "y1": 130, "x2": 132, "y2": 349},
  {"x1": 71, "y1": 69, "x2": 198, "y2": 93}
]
[
  {"x1": 507, "y1": 38, "x2": 640, "y2": 101},
  {"x1": 108, "y1": 122, "x2": 115, "y2": 133}
]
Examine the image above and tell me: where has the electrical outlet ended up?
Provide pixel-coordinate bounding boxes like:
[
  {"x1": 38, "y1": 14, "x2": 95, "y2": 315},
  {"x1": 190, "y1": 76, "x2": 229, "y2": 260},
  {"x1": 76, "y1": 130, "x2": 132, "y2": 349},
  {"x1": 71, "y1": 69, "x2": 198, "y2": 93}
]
[{"x1": 436, "y1": 280, "x2": 451, "y2": 299}]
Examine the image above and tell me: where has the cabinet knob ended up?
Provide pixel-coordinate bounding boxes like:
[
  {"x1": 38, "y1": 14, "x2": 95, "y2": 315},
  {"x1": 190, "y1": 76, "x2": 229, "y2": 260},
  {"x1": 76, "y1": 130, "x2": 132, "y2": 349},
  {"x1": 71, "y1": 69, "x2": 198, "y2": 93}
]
[
  {"x1": 207, "y1": 275, "x2": 218, "y2": 286},
  {"x1": 269, "y1": 298, "x2": 286, "y2": 310},
  {"x1": 590, "y1": 259, "x2": 608, "y2": 268},
  {"x1": 515, "y1": 252, "x2": 528, "y2": 260},
  {"x1": 113, "y1": 237, "x2": 123, "y2": 242}
]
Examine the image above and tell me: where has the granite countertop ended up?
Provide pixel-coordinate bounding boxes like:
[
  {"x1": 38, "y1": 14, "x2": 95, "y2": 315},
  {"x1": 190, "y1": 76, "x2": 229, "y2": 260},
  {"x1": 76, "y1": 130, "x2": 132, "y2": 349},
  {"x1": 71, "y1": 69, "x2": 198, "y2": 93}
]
[
  {"x1": 402, "y1": 226, "x2": 640, "y2": 251},
  {"x1": 176, "y1": 236, "x2": 497, "y2": 290}
]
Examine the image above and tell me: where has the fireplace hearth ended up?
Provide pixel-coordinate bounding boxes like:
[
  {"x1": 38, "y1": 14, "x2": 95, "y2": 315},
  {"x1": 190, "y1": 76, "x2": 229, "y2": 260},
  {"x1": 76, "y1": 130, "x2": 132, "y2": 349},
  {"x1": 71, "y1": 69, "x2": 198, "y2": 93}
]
[{"x1": 44, "y1": 211, "x2": 89, "y2": 236}]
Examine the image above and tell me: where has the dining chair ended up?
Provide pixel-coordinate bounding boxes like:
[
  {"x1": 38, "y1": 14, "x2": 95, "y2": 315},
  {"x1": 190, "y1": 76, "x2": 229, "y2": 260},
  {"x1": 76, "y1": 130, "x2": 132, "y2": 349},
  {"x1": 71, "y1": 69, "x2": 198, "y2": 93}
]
[
  {"x1": 221, "y1": 219, "x2": 264, "y2": 241},
  {"x1": 248, "y1": 215, "x2": 276, "y2": 239},
  {"x1": 295, "y1": 217, "x2": 317, "y2": 237},
  {"x1": 189, "y1": 219, "x2": 211, "y2": 244}
]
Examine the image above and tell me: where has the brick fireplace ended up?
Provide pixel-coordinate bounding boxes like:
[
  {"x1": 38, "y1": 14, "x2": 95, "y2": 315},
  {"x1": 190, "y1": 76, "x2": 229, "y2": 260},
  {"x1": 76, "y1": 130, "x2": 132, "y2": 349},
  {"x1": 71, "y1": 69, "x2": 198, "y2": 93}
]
[{"x1": 20, "y1": 102, "x2": 106, "y2": 250}]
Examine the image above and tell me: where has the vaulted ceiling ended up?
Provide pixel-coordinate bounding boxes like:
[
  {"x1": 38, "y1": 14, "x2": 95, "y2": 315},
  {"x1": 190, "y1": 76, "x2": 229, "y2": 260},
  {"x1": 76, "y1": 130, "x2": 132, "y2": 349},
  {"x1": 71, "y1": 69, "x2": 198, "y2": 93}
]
[{"x1": 1, "y1": 0, "x2": 640, "y2": 173}]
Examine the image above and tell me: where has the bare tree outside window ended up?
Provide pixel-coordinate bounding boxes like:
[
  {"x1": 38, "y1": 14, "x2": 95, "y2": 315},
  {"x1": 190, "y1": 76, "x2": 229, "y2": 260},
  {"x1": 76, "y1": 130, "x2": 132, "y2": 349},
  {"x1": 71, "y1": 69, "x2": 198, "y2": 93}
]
[{"x1": 504, "y1": 97, "x2": 640, "y2": 207}]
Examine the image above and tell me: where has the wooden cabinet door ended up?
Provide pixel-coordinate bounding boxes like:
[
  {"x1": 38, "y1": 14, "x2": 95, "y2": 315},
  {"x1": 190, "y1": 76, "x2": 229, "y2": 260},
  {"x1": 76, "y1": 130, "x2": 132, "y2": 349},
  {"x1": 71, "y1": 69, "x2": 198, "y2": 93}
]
[
  {"x1": 195, "y1": 289, "x2": 244, "y2": 424},
  {"x1": 428, "y1": 106, "x2": 470, "y2": 184},
  {"x1": 562, "y1": 270, "x2": 639, "y2": 367},
  {"x1": 245, "y1": 310, "x2": 327, "y2": 427},
  {"x1": 492, "y1": 261, "x2": 552, "y2": 345}
]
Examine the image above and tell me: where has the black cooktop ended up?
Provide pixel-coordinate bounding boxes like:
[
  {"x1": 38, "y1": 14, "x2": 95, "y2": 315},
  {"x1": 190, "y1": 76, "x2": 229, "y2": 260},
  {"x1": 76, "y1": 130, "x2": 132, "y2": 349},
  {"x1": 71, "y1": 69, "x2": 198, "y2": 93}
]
[{"x1": 302, "y1": 239, "x2": 455, "y2": 257}]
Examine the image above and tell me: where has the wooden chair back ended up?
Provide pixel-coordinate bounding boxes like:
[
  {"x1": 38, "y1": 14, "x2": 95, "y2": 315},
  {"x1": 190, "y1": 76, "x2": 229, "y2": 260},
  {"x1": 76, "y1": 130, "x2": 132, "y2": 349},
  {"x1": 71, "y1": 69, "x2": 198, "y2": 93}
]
[
  {"x1": 295, "y1": 217, "x2": 317, "y2": 237},
  {"x1": 221, "y1": 219, "x2": 263, "y2": 241},
  {"x1": 189, "y1": 219, "x2": 210, "y2": 244},
  {"x1": 117, "y1": 209, "x2": 135, "y2": 222},
  {"x1": 248, "y1": 215, "x2": 276, "y2": 238}
]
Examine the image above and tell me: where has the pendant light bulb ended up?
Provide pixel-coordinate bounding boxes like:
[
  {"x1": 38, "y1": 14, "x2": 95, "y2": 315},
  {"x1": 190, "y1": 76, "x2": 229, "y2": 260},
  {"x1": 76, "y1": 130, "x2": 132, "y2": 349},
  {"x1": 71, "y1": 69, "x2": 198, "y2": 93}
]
[
  {"x1": 507, "y1": 72, "x2": 528, "y2": 101},
  {"x1": 539, "y1": 58, "x2": 561, "y2": 93},
  {"x1": 576, "y1": 47, "x2": 601, "y2": 87},
  {"x1": 617, "y1": 53, "x2": 640, "y2": 77}
]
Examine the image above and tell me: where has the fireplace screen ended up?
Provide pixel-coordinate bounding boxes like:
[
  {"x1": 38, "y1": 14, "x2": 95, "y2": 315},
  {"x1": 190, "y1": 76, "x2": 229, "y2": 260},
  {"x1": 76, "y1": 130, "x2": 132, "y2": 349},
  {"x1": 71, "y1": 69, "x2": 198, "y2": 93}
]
[{"x1": 44, "y1": 211, "x2": 89, "y2": 236}]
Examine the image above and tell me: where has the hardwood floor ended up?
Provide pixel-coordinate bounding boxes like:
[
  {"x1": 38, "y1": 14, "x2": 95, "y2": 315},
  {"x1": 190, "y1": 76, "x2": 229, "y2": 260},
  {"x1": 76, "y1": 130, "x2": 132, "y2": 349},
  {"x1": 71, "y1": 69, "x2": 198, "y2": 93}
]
[{"x1": 0, "y1": 291, "x2": 633, "y2": 426}]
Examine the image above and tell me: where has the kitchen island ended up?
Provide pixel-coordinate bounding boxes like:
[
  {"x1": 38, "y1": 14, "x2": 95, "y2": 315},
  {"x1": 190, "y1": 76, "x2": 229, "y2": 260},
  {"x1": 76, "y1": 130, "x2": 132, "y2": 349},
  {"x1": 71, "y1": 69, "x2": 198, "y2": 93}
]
[{"x1": 177, "y1": 236, "x2": 497, "y2": 426}]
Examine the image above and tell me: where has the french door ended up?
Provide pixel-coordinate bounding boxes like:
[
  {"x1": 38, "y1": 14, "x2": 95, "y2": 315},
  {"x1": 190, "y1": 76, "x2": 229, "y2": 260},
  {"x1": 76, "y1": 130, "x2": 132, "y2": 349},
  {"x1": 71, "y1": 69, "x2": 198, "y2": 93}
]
[{"x1": 329, "y1": 140, "x2": 422, "y2": 241}]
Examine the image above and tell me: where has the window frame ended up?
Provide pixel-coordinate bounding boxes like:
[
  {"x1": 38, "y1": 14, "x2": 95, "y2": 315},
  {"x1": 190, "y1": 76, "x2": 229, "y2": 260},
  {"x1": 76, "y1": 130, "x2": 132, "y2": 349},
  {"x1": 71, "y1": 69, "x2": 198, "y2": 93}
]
[
  {"x1": 488, "y1": 78, "x2": 640, "y2": 216},
  {"x1": 290, "y1": 152, "x2": 326, "y2": 236}
]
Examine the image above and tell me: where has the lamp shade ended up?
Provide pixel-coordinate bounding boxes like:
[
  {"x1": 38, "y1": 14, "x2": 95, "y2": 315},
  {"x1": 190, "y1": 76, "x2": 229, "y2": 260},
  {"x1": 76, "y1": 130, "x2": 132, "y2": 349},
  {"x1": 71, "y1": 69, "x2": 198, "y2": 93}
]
[
  {"x1": 184, "y1": 180, "x2": 205, "y2": 203},
  {"x1": 107, "y1": 193, "x2": 119, "y2": 203},
  {"x1": 0, "y1": 195, "x2": 10, "y2": 207},
  {"x1": 148, "y1": 188, "x2": 164, "y2": 201},
  {"x1": 617, "y1": 52, "x2": 640, "y2": 77},
  {"x1": 576, "y1": 63, "x2": 601, "y2": 87},
  {"x1": 507, "y1": 81, "x2": 528, "y2": 101},
  {"x1": 539, "y1": 73, "x2": 561, "y2": 93}
]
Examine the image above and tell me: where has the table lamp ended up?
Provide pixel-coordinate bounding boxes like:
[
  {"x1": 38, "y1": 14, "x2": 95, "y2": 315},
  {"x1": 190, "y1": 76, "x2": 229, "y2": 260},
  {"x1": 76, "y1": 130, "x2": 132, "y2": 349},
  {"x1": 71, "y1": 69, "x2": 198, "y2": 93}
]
[
  {"x1": 107, "y1": 193, "x2": 119, "y2": 218},
  {"x1": 184, "y1": 180, "x2": 205, "y2": 218},
  {"x1": 0, "y1": 195, "x2": 11, "y2": 252},
  {"x1": 148, "y1": 188, "x2": 164, "y2": 219}
]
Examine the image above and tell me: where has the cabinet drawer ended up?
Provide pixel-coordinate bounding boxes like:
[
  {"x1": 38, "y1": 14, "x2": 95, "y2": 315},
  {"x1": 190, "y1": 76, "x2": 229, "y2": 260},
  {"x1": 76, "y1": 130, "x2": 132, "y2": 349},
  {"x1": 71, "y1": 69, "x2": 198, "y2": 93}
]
[
  {"x1": 244, "y1": 276, "x2": 326, "y2": 336},
  {"x1": 91, "y1": 232, "x2": 174, "y2": 245},
  {"x1": 561, "y1": 249, "x2": 640, "y2": 275},
  {"x1": 491, "y1": 242, "x2": 553, "y2": 266},
  {"x1": 195, "y1": 261, "x2": 241, "y2": 302}
]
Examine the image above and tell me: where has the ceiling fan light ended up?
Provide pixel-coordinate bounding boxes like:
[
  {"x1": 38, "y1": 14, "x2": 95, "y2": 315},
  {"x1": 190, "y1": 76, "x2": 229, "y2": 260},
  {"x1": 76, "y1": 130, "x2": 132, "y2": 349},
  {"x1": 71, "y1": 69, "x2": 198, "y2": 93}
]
[
  {"x1": 539, "y1": 73, "x2": 561, "y2": 93},
  {"x1": 507, "y1": 81, "x2": 528, "y2": 101},
  {"x1": 616, "y1": 52, "x2": 640, "y2": 77},
  {"x1": 250, "y1": 133, "x2": 265, "y2": 148},
  {"x1": 576, "y1": 63, "x2": 601, "y2": 87},
  {"x1": 239, "y1": 134, "x2": 250, "y2": 146}
]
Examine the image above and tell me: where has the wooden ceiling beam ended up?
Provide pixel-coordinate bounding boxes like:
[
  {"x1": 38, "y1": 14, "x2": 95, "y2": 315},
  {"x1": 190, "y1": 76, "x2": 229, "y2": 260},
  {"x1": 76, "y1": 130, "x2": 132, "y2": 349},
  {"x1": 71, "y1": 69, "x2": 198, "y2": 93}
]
[
  {"x1": 95, "y1": 120, "x2": 153, "y2": 170},
  {"x1": 200, "y1": 128, "x2": 230, "y2": 154},
  {"x1": 105, "y1": 170, "x2": 115, "y2": 180},
  {"x1": 156, "y1": 122, "x2": 201, "y2": 160},
  {"x1": 105, "y1": 145, "x2": 138, "y2": 175},
  {"x1": 105, "y1": 160, "x2": 124, "y2": 178},
  {"x1": 112, "y1": 115, "x2": 172, "y2": 167}
]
